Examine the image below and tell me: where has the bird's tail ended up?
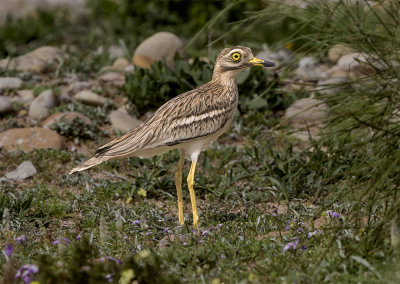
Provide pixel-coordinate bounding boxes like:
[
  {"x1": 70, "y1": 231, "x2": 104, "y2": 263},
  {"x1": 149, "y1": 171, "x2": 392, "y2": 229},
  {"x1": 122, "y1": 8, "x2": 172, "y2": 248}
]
[{"x1": 69, "y1": 156, "x2": 111, "y2": 175}]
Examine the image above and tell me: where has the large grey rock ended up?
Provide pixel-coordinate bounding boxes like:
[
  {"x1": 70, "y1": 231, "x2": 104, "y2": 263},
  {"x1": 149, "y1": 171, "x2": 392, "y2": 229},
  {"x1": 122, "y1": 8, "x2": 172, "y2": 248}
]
[
  {"x1": 75, "y1": 90, "x2": 107, "y2": 106},
  {"x1": 5, "y1": 161, "x2": 37, "y2": 181},
  {"x1": 0, "y1": 46, "x2": 66, "y2": 73},
  {"x1": 0, "y1": 96, "x2": 13, "y2": 113},
  {"x1": 109, "y1": 110, "x2": 140, "y2": 132},
  {"x1": 0, "y1": 127, "x2": 62, "y2": 152},
  {"x1": 29, "y1": 89, "x2": 58, "y2": 120},
  {"x1": 11, "y1": 90, "x2": 35, "y2": 105},
  {"x1": 41, "y1": 111, "x2": 92, "y2": 129},
  {"x1": 0, "y1": 77, "x2": 22, "y2": 90},
  {"x1": 133, "y1": 32, "x2": 186, "y2": 69}
]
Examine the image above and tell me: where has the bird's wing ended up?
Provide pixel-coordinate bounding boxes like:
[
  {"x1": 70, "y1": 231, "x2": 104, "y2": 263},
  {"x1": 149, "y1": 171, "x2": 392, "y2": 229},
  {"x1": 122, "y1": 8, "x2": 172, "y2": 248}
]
[{"x1": 95, "y1": 82, "x2": 236, "y2": 158}]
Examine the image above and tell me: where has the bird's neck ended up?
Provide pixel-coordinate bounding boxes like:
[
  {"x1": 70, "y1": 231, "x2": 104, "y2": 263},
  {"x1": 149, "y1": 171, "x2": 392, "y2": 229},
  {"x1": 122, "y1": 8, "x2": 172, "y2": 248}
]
[{"x1": 211, "y1": 68, "x2": 240, "y2": 88}]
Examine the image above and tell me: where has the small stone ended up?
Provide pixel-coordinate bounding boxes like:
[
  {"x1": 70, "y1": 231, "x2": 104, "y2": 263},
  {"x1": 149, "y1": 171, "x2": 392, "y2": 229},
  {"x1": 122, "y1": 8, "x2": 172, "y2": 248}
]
[
  {"x1": 108, "y1": 45, "x2": 125, "y2": 59},
  {"x1": 317, "y1": 77, "x2": 349, "y2": 95},
  {"x1": 75, "y1": 90, "x2": 107, "y2": 106},
  {"x1": 5, "y1": 161, "x2": 37, "y2": 181},
  {"x1": 285, "y1": 98, "x2": 329, "y2": 123},
  {"x1": 124, "y1": 65, "x2": 135, "y2": 73},
  {"x1": 98, "y1": 72, "x2": 125, "y2": 87},
  {"x1": 67, "y1": 81, "x2": 92, "y2": 95},
  {"x1": 0, "y1": 127, "x2": 62, "y2": 152},
  {"x1": 0, "y1": 96, "x2": 13, "y2": 113},
  {"x1": 133, "y1": 31, "x2": 186, "y2": 70},
  {"x1": 336, "y1": 52, "x2": 375, "y2": 75},
  {"x1": 0, "y1": 46, "x2": 66, "y2": 73},
  {"x1": 328, "y1": 44, "x2": 355, "y2": 63},
  {"x1": 11, "y1": 90, "x2": 35, "y2": 105},
  {"x1": 112, "y1": 58, "x2": 130, "y2": 70},
  {"x1": 29, "y1": 89, "x2": 58, "y2": 120},
  {"x1": 109, "y1": 110, "x2": 140, "y2": 132},
  {"x1": 41, "y1": 112, "x2": 92, "y2": 129},
  {"x1": 294, "y1": 57, "x2": 328, "y2": 81},
  {"x1": 0, "y1": 77, "x2": 22, "y2": 90}
]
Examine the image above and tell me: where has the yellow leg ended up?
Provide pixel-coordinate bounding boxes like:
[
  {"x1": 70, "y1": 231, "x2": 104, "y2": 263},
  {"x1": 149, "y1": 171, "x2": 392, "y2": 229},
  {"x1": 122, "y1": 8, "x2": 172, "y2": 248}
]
[
  {"x1": 187, "y1": 161, "x2": 199, "y2": 229},
  {"x1": 175, "y1": 153, "x2": 185, "y2": 225}
]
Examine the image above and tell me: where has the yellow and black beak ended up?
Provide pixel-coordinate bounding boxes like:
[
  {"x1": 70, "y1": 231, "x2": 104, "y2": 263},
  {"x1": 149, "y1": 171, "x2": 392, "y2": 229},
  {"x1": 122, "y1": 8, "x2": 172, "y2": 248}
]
[{"x1": 248, "y1": 57, "x2": 275, "y2": 67}]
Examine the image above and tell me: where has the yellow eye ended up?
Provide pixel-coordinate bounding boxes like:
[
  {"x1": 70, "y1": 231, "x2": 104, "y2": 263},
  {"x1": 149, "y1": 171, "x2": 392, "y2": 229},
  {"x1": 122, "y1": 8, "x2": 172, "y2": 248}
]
[{"x1": 231, "y1": 52, "x2": 241, "y2": 61}]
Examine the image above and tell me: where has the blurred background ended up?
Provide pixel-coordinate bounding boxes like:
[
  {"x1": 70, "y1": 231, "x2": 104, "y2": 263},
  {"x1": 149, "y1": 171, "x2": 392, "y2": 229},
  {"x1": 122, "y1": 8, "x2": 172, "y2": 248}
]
[{"x1": 1, "y1": 0, "x2": 400, "y2": 283}]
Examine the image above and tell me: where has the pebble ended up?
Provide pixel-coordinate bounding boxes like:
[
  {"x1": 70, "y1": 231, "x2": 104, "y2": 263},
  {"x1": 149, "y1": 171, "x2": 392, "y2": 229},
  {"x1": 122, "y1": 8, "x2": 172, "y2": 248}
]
[
  {"x1": 11, "y1": 90, "x2": 35, "y2": 105},
  {"x1": 0, "y1": 96, "x2": 13, "y2": 113},
  {"x1": 328, "y1": 44, "x2": 355, "y2": 63},
  {"x1": 112, "y1": 57, "x2": 130, "y2": 70},
  {"x1": 4, "y1": 161, "x2": 37, "y2": 181},
  {"x1": 0, "y1": 127, "x2": 63, "y2": 152},
  {"x1": 336, "y1": 52, "x2": 375, "y2": 75},
  {"x1": 29, "y1": 89, "x2": 58, "y2": 120},
  {"x1": 285, "y1": 98, "x2": 329, "y2": 123},
  {"x1": 75, "y1": 90, "x2": 107, "y2": 106},
  {"x1": 133, "y1": 31, "x2": 186, "y2": 70},
  {"x1": 41, "y1": 112, "x2": 92, "y2": 129},
  {"x1": 0, "y1": 46, "x2": 66, "y2": 73},
  {"x1": 0, "y1": 77, "x2": 22, "y2": 90},
  {"x1": 317, "y1": 77, "x2": 349, "y2": 95},
  {"x1": 108, "y1": 110, "x2": 140, "y2": 132},
  {"x1": 99, "y1": 72, "x2": 125, "y2": 87},
  {"x1": 295, "y1": 57, "x2": 328, "y2": 81}
]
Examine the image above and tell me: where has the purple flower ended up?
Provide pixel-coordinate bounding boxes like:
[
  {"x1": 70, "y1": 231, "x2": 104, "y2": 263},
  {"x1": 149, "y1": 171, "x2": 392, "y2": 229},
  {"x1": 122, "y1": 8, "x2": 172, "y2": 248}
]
[
  {"x1": 285, "y1": 225, "x2": 291, "y2": 231},
  {"x1": 145, "y1": 231, "x2": 152, "y2": 236},
  {"x1": 64, "y1": 238, "x2": 70, "y2": 245},
  {"x1": 106, "y1": 274, "x2": 113, "y2": 282},
  {"x1": 307, "y1": 230, "x2": 319, "y2": 238},
  {"x1": 283, "y1": 239, "x2": 299, "y2": 252},
  {"x1": 76, "y1": 234, "x2": 82, "y2": 240},
  {"x1": 301, "y1": 245, "x2": 307, "y2": 251},
  {"x1": 132, "y1": 220, "x2": 141, "y2": 225},
  {"x1": 201, "y1": 230, "x2": 208, "y2": 236},
  {"x1": 52, "y1": 240, "x2": 60, "y2": 245},
  {"x1": 163, "y1": 228, "x2": 169, "y2": 234},
  {"x1": 99, "y1": 257, "x2": 106, "y2": 262},
  {"x1": 15, "y1": 264, "x2": 39, "y2": 284},
  {"x1": 218, "y1": 224, "x2": 223, "y2": 228},
  {"x1": 199, "y1": 240, "x2": 205, "y2": 243},
  {"x1": 106, "y1": 256, "x2": 115, "y2": 261},
  {"x1": 116, "y1": 258, "x2": 122, "y2": 265},
  {"x1": 327, "y1": 210, "x2": 340, "y2": 218},
  {"x1": 5, "y1": 244, "x2": 13, "y2": 256},
  {"x1": 15, "y1": 235, "x2": 26, "y2": 244}
]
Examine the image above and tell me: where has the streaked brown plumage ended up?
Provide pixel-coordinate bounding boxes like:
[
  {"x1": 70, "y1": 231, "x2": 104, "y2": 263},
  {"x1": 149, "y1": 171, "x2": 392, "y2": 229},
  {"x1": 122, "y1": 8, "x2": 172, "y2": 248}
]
[{"x1": 70, "y1": 46, "x2": 274, "y2": 228}]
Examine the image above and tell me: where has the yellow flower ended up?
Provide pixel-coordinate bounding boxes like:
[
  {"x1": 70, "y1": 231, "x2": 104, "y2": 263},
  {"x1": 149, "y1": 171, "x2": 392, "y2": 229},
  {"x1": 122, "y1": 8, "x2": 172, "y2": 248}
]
[
  {"x1": 248, "y1": 273, "x2": 256, "y2": 282},
  {"x1": 119, "y1": 269, "x2": 135, "y2": 284},
  {"x1": 126, "y1": 196, "x2": 132, "y2": 204},
  {"x1": 30, "y1": 282, "x2": 40, "y2": 284},
  {"x1": 211, "y1": 278, "x2": 221, "y2": 284},
  {"x1": 137, "y1": 188, "x2": 147, "y2": 197},
  {"x1": 137, "y1": 249, "x2": 150, "y2": 259}
]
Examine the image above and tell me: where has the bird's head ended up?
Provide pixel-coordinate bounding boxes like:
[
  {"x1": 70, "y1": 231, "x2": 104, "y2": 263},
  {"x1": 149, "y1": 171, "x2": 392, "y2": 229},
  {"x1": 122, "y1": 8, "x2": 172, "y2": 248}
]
[{"x1": 212, "y1": 46, "x2": 274, "y2": 81}]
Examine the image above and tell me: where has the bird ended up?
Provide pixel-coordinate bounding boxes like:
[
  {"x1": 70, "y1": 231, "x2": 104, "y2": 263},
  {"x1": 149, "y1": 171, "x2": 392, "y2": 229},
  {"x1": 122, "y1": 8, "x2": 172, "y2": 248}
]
[{"x1": 69, "y1": 46, "x2": 274, "y2": 228}]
